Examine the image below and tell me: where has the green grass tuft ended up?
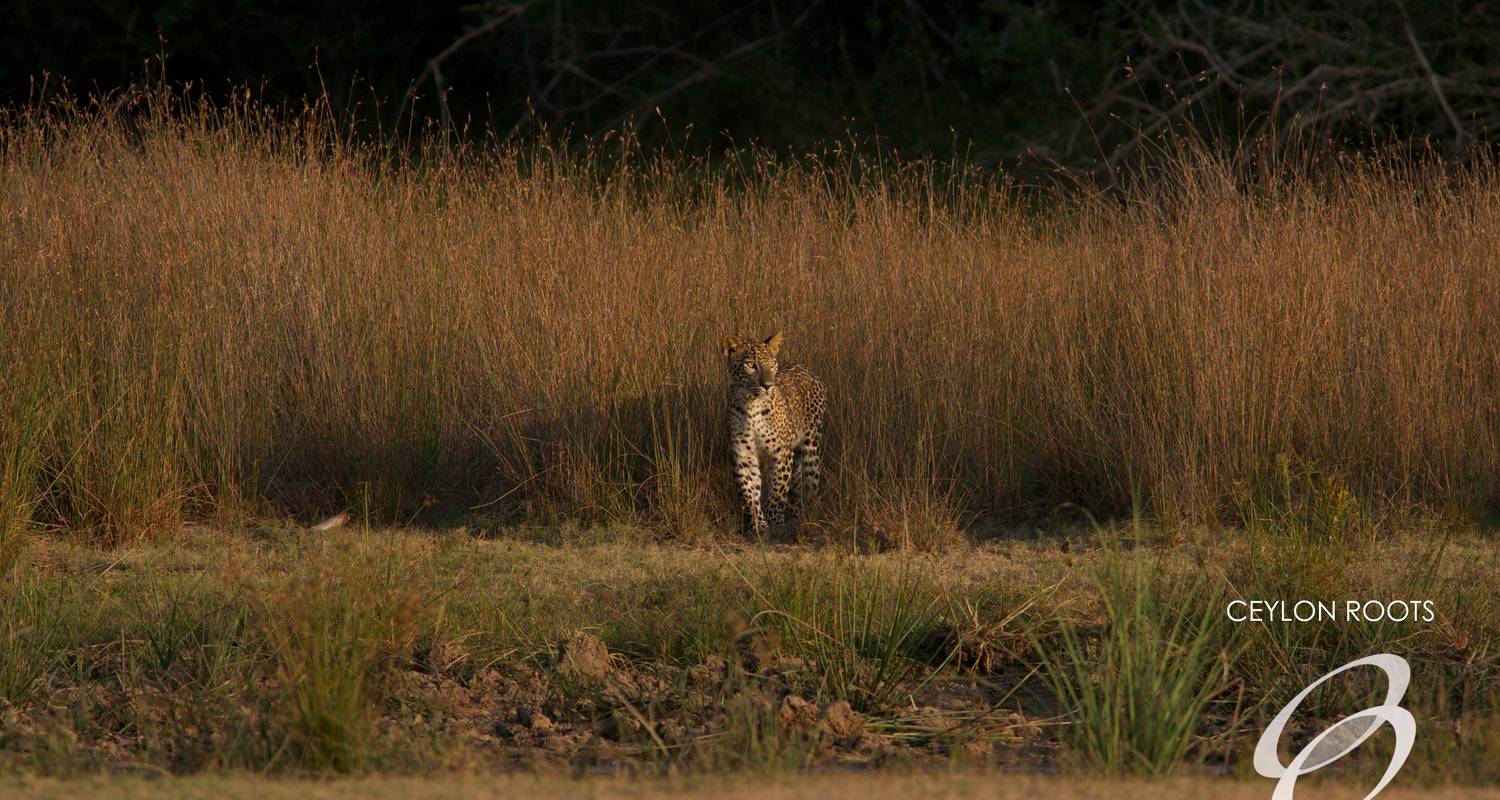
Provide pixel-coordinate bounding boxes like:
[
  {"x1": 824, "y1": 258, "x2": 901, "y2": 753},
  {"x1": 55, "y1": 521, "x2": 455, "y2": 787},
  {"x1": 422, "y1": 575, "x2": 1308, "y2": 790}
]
[{"x1": 1037, "y1": 536, "x2": 1238, "y2": 776}]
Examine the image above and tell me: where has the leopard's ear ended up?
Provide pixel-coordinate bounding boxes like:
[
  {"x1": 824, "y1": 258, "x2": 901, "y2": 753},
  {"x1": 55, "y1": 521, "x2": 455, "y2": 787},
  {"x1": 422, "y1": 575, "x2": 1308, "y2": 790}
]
[
  {"x1": 764, "y1": 331, "x2": 783, "y2": 354},
  {"x1": 722, "y1": 336, "x2": 744, "y2": 359}
]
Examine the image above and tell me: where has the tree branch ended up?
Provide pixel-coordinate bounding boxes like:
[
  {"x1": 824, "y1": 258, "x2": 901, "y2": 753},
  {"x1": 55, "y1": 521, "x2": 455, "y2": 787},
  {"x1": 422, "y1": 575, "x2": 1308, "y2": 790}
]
[{"x1": 1399, "y1": 8, "x2": 1469, "y2": 150}]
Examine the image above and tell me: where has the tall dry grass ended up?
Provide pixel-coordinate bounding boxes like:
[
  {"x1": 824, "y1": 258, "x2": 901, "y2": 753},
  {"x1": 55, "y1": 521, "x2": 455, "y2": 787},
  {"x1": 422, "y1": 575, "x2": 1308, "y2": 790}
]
[{"x1": 2, "y1": 94, "x2": 1498, "y2": 544}]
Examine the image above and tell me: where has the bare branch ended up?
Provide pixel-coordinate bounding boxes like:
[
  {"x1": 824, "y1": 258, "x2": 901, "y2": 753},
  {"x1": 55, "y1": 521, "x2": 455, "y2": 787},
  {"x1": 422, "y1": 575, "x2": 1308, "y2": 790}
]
[
  {"x1": 1399, "y1": 8, "x2": 1470, "y2": 150},
  {"x1": 407, "y1": 3, "x2": 533, "y2": 133}
]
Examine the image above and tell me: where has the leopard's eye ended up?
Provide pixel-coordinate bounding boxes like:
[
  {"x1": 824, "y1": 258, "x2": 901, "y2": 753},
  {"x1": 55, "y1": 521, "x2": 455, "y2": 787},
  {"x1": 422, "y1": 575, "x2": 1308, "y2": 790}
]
[{"x1": 745, "y1": 361, "x2": 756, "y2": 371}]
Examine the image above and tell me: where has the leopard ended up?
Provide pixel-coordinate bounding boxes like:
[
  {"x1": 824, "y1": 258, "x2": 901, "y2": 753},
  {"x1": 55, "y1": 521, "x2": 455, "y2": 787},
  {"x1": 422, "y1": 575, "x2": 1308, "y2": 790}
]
[{"x1": 721, "y1": 331, "x2": 827, "y2": 537}]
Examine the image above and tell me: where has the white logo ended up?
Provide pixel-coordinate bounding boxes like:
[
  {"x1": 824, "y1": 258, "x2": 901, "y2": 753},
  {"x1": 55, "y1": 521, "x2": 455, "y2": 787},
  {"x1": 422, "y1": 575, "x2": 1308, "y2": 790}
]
[{"x1": 1254, "y1": 654, "x2": 1416, "y2": 800}]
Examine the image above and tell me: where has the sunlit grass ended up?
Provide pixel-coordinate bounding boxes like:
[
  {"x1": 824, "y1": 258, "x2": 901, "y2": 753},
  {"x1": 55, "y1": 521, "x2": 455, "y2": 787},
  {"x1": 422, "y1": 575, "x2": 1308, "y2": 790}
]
[{"x1": 1, "y1": 92, "x2": 1497, "y2": 541}]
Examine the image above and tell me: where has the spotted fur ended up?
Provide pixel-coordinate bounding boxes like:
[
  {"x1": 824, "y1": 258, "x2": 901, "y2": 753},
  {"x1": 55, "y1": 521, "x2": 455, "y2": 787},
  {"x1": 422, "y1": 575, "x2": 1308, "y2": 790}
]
[{"x1": 722, "y1": 332, "x2": 827, "y2": 537}]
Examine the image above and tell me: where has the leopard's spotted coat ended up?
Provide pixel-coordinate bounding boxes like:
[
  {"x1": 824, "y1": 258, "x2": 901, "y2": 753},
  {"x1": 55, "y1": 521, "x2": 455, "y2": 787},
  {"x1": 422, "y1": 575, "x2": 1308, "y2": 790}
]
[{"x1": 722, "y1": 332, "x2": 826, "y2": 537}]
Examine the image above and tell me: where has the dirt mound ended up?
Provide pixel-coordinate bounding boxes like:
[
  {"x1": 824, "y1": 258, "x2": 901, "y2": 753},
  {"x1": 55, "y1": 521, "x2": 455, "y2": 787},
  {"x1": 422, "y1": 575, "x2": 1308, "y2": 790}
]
[{"x1": 556, "y1": 632, "x2": 612, "y2": 683}]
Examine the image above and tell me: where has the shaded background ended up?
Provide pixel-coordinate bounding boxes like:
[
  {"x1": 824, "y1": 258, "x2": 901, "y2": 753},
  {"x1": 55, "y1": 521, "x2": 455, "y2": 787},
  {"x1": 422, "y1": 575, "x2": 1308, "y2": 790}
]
[{"x1": 5, "y1": 1, "x2": 1500, "y2": 167}]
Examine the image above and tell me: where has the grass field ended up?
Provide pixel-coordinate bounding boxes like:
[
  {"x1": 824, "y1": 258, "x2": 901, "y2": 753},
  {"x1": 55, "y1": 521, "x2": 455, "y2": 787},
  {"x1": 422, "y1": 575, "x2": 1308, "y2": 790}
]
[
  {"x1": 2, "y1": 94, "x2": 1499, "y2": 549},
  {"x1": 3, "y1": 525, "x2": 1499, "y2": 788},
  {"x1": 2, "y1": 94, "x2": 1499, "y2": 794}
]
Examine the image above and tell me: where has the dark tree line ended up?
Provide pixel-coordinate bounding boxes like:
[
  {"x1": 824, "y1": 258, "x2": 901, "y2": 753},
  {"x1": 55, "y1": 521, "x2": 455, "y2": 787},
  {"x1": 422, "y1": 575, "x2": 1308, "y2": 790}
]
[{"x1": 6, "y1": 1, "x2": 1499, "y2": 166}]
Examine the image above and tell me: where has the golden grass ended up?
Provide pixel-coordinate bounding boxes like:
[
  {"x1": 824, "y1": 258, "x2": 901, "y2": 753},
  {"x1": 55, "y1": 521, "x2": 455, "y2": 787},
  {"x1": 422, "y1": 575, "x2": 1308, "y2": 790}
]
[{"x1": 2, "y1": 94, "x2": 1498, "y2": 544}]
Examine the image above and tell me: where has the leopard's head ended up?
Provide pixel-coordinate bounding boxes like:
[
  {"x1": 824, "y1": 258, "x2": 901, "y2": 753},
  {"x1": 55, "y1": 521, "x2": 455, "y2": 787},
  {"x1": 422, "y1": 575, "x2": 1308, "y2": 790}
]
[{"x1": 722, "y1": 332, "x2": 783, "y2": 394}]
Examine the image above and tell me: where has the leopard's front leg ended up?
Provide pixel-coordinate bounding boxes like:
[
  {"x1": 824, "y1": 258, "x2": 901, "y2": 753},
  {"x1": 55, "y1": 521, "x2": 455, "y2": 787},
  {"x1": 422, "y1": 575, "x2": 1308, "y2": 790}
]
[
  {"x1": 766, "y1": 446, "x2": 793, "y2": 529},
  {"x1": 731, "y1": 431, "x2": 767, "y2": 538}
]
